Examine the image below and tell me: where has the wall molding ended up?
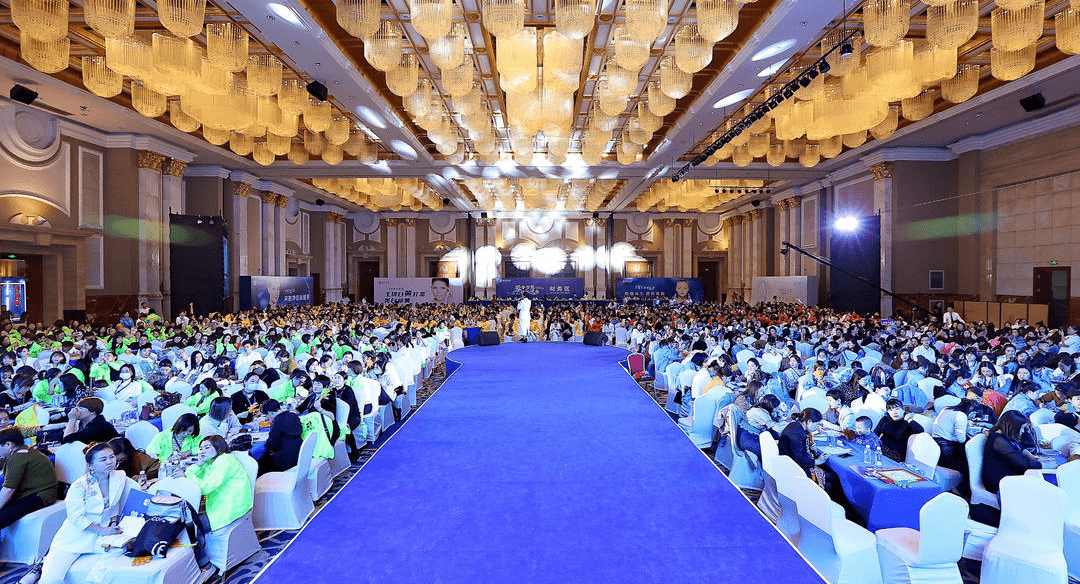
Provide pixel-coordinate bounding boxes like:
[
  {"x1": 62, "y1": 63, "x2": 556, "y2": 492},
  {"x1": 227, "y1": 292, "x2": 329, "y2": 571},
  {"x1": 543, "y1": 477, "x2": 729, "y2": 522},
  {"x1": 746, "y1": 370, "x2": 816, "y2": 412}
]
[
  {"x1": 185, "y1": 165, "x2": 231, "y2": 179},
  {"x1": 947, "y1": 100, "x2": 1080, "y2": 156}
]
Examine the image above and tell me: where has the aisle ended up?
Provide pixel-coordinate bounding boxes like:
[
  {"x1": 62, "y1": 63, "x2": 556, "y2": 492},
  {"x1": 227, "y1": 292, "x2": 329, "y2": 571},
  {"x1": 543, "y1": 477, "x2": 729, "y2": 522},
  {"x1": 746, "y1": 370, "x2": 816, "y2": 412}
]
[{"x1": 253, "y1": 343, "x2": 824, "y2": 584}]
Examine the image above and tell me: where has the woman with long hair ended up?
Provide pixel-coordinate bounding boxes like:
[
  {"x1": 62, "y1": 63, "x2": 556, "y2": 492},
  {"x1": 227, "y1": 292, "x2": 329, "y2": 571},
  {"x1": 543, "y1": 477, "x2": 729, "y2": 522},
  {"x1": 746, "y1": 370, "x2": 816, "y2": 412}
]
[{"x1": 982, "y1": 409, "x2": 1041, "y2": 494}]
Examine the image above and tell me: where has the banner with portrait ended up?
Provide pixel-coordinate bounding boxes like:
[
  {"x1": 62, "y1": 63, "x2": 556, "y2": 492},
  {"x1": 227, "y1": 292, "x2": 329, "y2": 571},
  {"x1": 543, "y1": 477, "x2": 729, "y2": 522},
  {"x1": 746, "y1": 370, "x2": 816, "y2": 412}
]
[
  {"x1": 238, "y1": 276, "x2": 314, "y2": 310},
  {"x1": 615, "y1": 278, "x2": 704, "y2": 302},
  {"x1": 494, "y1": 278, "x2": 584, "y2": 299},
  {"x1": 374, "y1": 278, "x2": 464, "y2": 304}
]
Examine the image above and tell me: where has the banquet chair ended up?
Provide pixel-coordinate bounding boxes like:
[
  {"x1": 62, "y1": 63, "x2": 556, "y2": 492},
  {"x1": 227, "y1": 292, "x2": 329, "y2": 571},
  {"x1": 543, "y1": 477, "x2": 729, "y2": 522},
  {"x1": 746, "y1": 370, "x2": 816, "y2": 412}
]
[
  {"x1": 165, "y1": 379, "x2": 194, "y2": 399},
  {"x1": 735, "y1": 349, "x2": 755, "y2": 371},
  {"x1": 161, "y1": 403, "x2": 196, "y2": 433},
  {"x1": 1036, "y1": 423, "x2": 1080, "y2": 451},
  {"x1": 0, "y1": 500, "x2": 66, "y2": 564},
  {"x1": 677, "y1": 390, "x2": 721, "y2": 449},
  {"x1": 329, "y1": 400, "x2": 353, "y2": 477},
  {"x1": 905, "y1": 433, "x2": 942, "y2": 475},
  {"x1": 626, "y1": 353, "x2": 646, "y2": 379},
  {"x1": 965, "y1": 433, "x2": 1000, "y2": 509},
  {"x1": 1030, "y1": 408, "x2": 1056, "y2": 426},
  {"x1": 760, "y1": 354, "x2": 783, "y2": 375},
  {"x1": 916, "y1": 378, "x2": 943, "y2": 404},
  {"x1": 52, "y1": 441, "x2": 88, "y2": 484},
  {"x1": 757, "y1": 432, "x2": 782, "y2": 522},
  {"x1": 68, "y1": 478, "x2": 208, "y2": 584},
  {"x1": 875, "y1": 492, "x2": 968, "y2": 584},
  {"x1": 204, "y1": 452, "x2": 262, "y2": 574},
  {"x1": 796, "y1": 342, "x2": 814, "y2": 360},
  {"x1": 102, "y1": 400, "x2": 136, "y2": 423},
  {"x1": 788, "y1": 474, "x2": 883, "y2": 584},
  {"x1": 893, "y1": 370, "x2": 909, "y2": 388},
  {"x1": 125, "y1": 420, "x2": 161, "y2": 452},
  {"x1": 1054, "y1": 460, "x2": 1080, "y2": 580},
  {"x1": 309, "y1": 447, "x2": 334, "y2": 502},
  {"x1": 980, "y1": 475, "x2": 1068, "y2": 584},
  {"x1": 771, "y1": 455, "x2": 808, "y2": 544},
  {"x1": 798, "y1": 392, "x2": 828, "y2": 417},
  {"x1": 725, "y1": 406, "x2": 762, "y2": 490},
  {"x1": 253, "y1": 433, "x2": 317, "y2": 530}
]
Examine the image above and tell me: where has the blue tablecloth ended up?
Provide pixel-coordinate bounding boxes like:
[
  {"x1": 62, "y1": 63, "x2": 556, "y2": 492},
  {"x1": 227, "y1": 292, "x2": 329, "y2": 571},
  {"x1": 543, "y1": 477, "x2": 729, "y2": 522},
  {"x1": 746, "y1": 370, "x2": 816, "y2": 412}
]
[
  {"x1": 464, "y1": 327, "x2": 481, "y2": 345},
  {"x1": 820, "y1": 435, "x2": 944, "y2": 531}
]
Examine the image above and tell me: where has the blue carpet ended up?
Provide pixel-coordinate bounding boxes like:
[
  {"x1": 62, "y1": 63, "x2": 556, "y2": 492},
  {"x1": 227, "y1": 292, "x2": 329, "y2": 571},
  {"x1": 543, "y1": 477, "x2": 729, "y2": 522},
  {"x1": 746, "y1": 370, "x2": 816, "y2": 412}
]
[{"x1": 253, "y1": 343, "x2": 824, "y2": 584}]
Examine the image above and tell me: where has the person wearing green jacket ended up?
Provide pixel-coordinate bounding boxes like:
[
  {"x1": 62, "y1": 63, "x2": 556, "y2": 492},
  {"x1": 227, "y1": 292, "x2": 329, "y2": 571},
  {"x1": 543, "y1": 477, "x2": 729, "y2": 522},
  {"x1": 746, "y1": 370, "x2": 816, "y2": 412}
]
[
  {"x1": 183, "y1": 379, "x2": 223, "y2": 416},
  {"x1": 179, "y1": 435, "x2": 253, "y2": 574},
  {"x1": 300, "y1": 396, "x2": 341, "y2": 460},
  {"x1": 145, "y1": 414, "x2": 202, "y2": 462}
]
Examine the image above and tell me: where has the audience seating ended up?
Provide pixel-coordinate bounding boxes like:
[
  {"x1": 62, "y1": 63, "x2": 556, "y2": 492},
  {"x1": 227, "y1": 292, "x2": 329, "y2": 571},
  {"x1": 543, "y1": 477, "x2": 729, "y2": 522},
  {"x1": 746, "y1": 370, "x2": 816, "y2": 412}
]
[
  {"x1": 964, "y1": 433, "x2": 999, "y2": 509},
  {"x1": 253, "y1": 433, "x2": 317, "y2": 530},
  {"x1": 102, "y1": 400, "x2": 136, "y2": 423},
  {"x1": 757, "y1": 432, "x2": 782, "y2": 522},
  {"x1": 204, "y1": 452, "x2": 262, "y2": 574},
  {"x1": 905, "y1": 433, "x2": 942, "y2": 479},
  {"x1": 787, "y1": 473, "x2": 883, "y2": 584},
  {"x1": 724, "y1": 407, "x2": 762, "y2": 490},
  {"x1": 771, "y1": 455, "x2": 808, "y2": 545},
  {"x1": 161, "y1": 403, "x2": 196, "y2": 433},
  {"x1": 53, "y1": 441, "x2": 88, "y2": 484},
  {"x1": 875, "y1": 493, "x2": 968, "y2": 584},
  {"x1": 125, "y1": 420, "x2": 160, "y2": 452},
  {"x1": 0, "y1": 502, "x2": 67, "y2": 564},
  {"x1": 1054, "y1": 460, "x2": 1080, "y2": 581},
  {"x1": 677, "y1": 390, "x2": 721, "y2": 449},
  {"x1": 980, "y1": 475, "x2": 1068, "y2": 584}
]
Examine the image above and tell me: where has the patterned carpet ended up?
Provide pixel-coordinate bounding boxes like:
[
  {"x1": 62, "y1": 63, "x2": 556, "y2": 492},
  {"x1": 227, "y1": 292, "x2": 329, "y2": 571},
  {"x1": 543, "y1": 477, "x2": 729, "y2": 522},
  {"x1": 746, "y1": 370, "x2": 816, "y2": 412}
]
[{"x1": 0, "y1": 360, "x2": 450, "y2": 584}]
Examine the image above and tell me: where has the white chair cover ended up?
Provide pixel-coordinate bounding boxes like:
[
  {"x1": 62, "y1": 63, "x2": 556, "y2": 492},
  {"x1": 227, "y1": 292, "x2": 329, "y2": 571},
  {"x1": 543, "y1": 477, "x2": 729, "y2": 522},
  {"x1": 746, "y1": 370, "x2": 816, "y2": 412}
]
[
  {"x1": 789, "y1": 474, "x2": 883, "y2": 584},
  {"x1": 916, "y1": 378, "x2": 942, "y2": 403},
  {"x1": 124, "y1": 421, "x2": 160, "y2": 452},
  {"x1": 798, "y1": 392, "x2": 828, "y2": 417},
  {"x1": 735, "y1": 349, "x2": 756, "y2": 370},
  {"x1": 757, "y1": 432, "x2": 782, "y2": 522},
  {"x1": 1054, "y1": 459, "x2": 1080, "y2": 580},
  {"x1": 980, "y1": 475, "x2": 1068, "y2": 584},
  {"x1": 1030, "y1": 408, "x2": 1056, "y2": 426},
  {"x1": 965, "y1": 433, "x2": 999, "y2": 509},
  {"x1": 677, "y1": 390, "x2": 721, "y2": 449},
  {"x1": 53, "y1": 441, "x2": 88, "y2": 484},
  {"x1": 203, "y1": 452, "x2": 261, "y2": 574},
  {"x1": 0, "y1": 501, "x2": 67, "y2": 564},
  {"x1": 875, "y1": 492, "x2": 968, "y2": 584},
  {"x1": 165, "y1": 379, "x2": 194, "y2": 399},
  {"x1": 726, "y1": 406, "x2": 762, "y2": 490},
  {"x1": 309, "y1": 458, "x2": 333, "y2": 501},
  {"x1": 161, "y1": 403, "x2": 196, "y2": 433},
  {"x1": 905, "y1": 433, "x2": 941, "y2": 475},
  {"x1": 253, "y1": 433, "x2": 316, "y2": 530},
  {"x1": 102, "y1": 400, "x2": 136, "y2": 424},
  {"x1": 771, "y1": 455, "x2": 807, "y2": 544}
]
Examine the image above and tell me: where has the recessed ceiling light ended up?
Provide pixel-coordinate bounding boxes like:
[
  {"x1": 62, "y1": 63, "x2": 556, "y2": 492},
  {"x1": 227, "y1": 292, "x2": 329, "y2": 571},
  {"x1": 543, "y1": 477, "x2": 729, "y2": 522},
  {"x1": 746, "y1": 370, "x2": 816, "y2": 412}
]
[
  {"x1": 267, "y1": 3, "x2": 307, "y2": 28},
  {"x1": 356, "y1": 105, "x2": 387, "y2": 129},
  {"x1": 751, "y1": 39, "x2": 797, "y2": 62},
  {"x1": 390, "y1": 140, "x2": 417, "y2": 160},
  {"x1": 757, "y1": 59, "x2": 787, "y2": 78},
  {"x1": 713, "y1": 88, "x2": 754, "y2": 109}
]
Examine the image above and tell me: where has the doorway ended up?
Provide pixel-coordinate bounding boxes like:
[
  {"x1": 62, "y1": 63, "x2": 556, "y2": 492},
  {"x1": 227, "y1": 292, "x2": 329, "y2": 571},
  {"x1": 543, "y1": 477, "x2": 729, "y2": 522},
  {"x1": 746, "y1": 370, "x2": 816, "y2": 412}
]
[
  {"x1": 1033, "y1": 266, "x2": 1071, "y2": 327},
  {"x1": 697, "y1": 260, "x2": 719, "y2": 302},
  {"x1": 356, "y1": 260, "x2": 379, "y2": 303}
]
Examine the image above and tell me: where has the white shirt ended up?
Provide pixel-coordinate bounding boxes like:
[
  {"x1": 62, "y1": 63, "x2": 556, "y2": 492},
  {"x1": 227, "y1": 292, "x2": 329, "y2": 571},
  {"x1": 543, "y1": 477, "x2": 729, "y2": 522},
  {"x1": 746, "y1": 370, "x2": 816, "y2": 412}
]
[{"x1": 943, "y1": 311, "x2": 965, "y2": 326}]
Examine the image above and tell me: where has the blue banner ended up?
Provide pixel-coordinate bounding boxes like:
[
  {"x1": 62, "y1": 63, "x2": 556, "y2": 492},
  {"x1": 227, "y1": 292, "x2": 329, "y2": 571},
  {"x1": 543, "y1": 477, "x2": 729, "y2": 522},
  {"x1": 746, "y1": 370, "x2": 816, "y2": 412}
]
[
  {"x1": 495, "y1": 278, "x2": 584, "y2": 299},
  {"x1": 1, "y1": 278, "x2": 27, "y2": 322},
  {"x1": 239, "y1": 276, "x2": 314, "y2": 310},
  {"x1": 616, "y1": 278, "x2": 704, "y2": 303}
]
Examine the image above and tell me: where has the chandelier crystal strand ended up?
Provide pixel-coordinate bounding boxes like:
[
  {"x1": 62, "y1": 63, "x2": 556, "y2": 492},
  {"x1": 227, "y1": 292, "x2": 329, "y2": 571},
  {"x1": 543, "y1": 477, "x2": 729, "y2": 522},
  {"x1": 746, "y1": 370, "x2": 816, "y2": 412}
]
[
  {"x1": 105, "y1": 32, "x2": 153, "y2": 78},
  {"x1": 169, "y1": 100, "x2": 201, "y2": 132},
  {"x1": 625, "y1": 0, "x2": 668, "y2": 44},
  {"x1": 326, "y1": 116, "x2": 351, "y2": 145},
  {"x1": 990, "y1": 44, "x2": 1036, "y2": 80},
  {"x1": 941, "y1": 64, "x2": 980, "y2": 102},
  {"x1": 288, "y1": 143, "x2": 309, "y2": 165},
  {"x1": 913, "y1": 41, "x2": 957, "y2": 87},
  {"x1": 304, "y1": 130, "x2": 327, "y2": 156},
  {"x1": 206, "y1": 22, "x2": 248, "y2": 72},
  {"x1": 84, "y1": 0, "x2": 135, "y2": 39},
  {"x1": 1057, "y1": 6, "x2": 1080, "y2": 55},
  {"x1": 901, "y1": 88, "x2": 935, "y2": 121},
  {"x1": 303, "y1": 99, "x2": 332, "y2": 133},
  {"x1": 202, "y1": 127, "x2": 229, "y2": 145},
  {"x1": 991, "y1": 0, "x2": 1045, "y2": 51},
  {"x1": 20, "y1": 32, "x2": 68, "y2": 73},
  {"x1": 81, "y1": 56, "x2": 123, "y2": 97},
  {"x1": 660, "y1": 56, "x2": 692, "y2": 99},
  {"x1": 431, "y1": 23, "x2": 467, "y2": 70},
  {"x1": 637, "y1": 102, "x2": 662, "y2": 132},
  {"x1": 543, "y1": 31, "x2": 583, "y2": 92},
  {"x1": 866, "y1": 40, "x2": 919, "y2": 102},
  {"x1": 483, "y1": 0, "x2": 525, "y2": 38},
  {"x1": 607, "y1": 56, "x2": 639, "y2": 97},
  {"x1": 266, "y1": 131, "x2": 293, "y2": 156},
  {"x1": 675, "y1": 24, "x2": 713, "y2": 73},
  {"x1": 696, "y1": 0, "x2": 738, "y2": 43},
  {"x1": 11, "y1": 0, "x2": 68, "y2": 42},
  {"x1": 323, "y1": 144, "x2": 344, "y2": 165},
  {"x1": 747, "y1": 133, "x2": 769, "y2": 157},
  {"x1": 337, "y1": 0, "x2": 381, "y2": 39},
  {"x1": 869, "y1": 105, "x2": 899, "y2": 139},
  {"x1": 843, "y1": 129, "x2": 868, "y2": 148},
  {"x1": 613, "y1": 26, "x2": 650, "y2": 70},
  {"x1": 131, "y1": 79, "x2": 167, "y2": 117},
  {"x1": 253, "y1": 142, "x2": 275, "y2": 166},
  {"x1": 150, "y1": 33, "x2": 201, "y2": 96},
  {"x1": 157, "y1": 0, "x2": 206, "y2": 38},
  {"x1": 410, "y1": 0, "x2": 453, "y2": 41},
  {"x1": 863, "y1": 0, "x2": 911, "y2": 48},
  {"x1": 996, "y1": 0, "x2": 1041, "y2": 9},
  {"x1": 555, "y1": 0, "x2": 594, "y2": 39},
  {"x1": 247, "y1": 55, "x2": 283, "y2": 97},
  {"x1": 926, "y1": 0, "x2": 978, "y2": 50},
  {"x1": 443, "y1": 60, "x2": 474, "y2": 96},
  {"x1": 819, "y1": 135, "x2": 842, "y2": 158},
  {"x1": 365, "y1": 21, "x2": 403, "y2": 71},
  {"x1": 497, "y1": 28, "x2": 538, "y2": 93},
  {"x1": 648, "y1": 80, "x2": 675, "y2": 116},
  {"x1": 279, "y1": 79, "x2": 308, "y2": 116},
  {"x1": 387, "y1": 54, "x2": 420, "y2": 97},
  {"x1": 405, "y1": 79, "x2": 435, "y2": 118},
  {"x1": 799, "y1": 144, "x2": 820, "y2": 167}
]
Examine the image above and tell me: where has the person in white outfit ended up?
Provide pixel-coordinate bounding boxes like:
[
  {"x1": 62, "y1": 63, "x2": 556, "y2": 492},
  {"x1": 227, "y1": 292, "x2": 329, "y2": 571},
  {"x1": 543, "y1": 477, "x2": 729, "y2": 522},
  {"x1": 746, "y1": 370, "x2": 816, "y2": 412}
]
[
  {"x1": 34, "y1": 442, "x2": 130, "y2": 584},
  {"x1": 516, "y1": 293, "x2": 532, "y2": 342}
]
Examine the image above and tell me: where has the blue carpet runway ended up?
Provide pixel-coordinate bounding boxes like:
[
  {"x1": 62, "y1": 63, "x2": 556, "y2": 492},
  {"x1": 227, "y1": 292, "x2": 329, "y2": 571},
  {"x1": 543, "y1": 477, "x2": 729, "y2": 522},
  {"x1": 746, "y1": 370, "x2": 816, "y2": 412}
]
[{"x1": 253, "y1": 343, "x2": 824, "y2": 583}]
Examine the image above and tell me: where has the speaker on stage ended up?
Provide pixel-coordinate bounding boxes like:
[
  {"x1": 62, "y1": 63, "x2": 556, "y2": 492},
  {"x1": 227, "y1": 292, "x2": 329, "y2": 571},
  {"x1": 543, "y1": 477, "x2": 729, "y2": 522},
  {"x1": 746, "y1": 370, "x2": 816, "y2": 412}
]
[
  {"x1": 478, "y1": 331, "x2": 501, "y2": 346},
  {"x1": 582, "y1": 331, "x2": 605, "y2": 346}
]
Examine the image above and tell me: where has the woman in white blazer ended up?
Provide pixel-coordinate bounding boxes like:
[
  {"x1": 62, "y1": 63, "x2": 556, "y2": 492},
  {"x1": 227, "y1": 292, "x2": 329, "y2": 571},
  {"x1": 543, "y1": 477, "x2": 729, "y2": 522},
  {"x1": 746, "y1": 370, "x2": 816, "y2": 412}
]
[{"x1": 34, "y1": 442, "x2": 131, "y2": 584}]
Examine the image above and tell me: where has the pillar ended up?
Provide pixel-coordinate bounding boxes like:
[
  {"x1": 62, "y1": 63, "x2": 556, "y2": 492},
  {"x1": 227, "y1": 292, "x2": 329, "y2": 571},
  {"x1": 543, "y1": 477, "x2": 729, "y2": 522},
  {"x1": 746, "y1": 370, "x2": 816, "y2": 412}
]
[
  {"x1": 403, "y1": 218, "x2": 417, "y2": 277},
  {"x1": 385, "y1": 218, "x2": 398, "y2": 278},
  {"x1": 870, "y1": 162, "x2": 894, "y2": 317},
  {"x1": 729, "y1": 215, "x2": 743, "y2": 297},
  {"x1": 325, "y1": 212, "x2": 345, "y2": 302},
  {"x1": 230, "y1": 181, "x2": 251, "y2": 310},
  {"x1": 681, "y1": 218, "x2": 694, "y2": 277},
  {"x1": 273, "y1": 194, "x2": 288, "y2": 276},
  {"x1": 160, "y1": 159, "x2": 186, "y2": 318},
  {"x1": 136, "y1": 150, "x2": 165, "y2": 314},
  {"x1": 662, "y1": 218, "x2": 676, "y2": 278},
  {"x1": 775, "y1": 199, "x2": 790, "y2": 276},
  {"x1": 260, "y1": 192, "x2": 276, "y2": 276}
]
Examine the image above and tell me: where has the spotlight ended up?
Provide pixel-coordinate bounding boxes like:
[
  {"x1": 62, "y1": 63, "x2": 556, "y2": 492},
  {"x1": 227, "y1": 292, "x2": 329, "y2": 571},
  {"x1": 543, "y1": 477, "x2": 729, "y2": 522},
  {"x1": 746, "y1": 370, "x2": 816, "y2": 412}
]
[
  {"x1": 807, "y1": 68, "x2": 819, "y2": 80},
  {"x1": 782, "y1": 87, "x2": 795, "y2": 99},
  {"x1": 818, "y1": 60, "x2": 831, "y2": 75},
  {"x1": 306, "y1": 80, "x2": 329, "y2": 101},
  {"x1": 714, "y1": 188, "x2": 720, "y2": 194},
  {"x1": 798, "y1": 76, "x2": 812, "y2": 88},
  {"x1": 834, "y1": 215, "x2": 860, "y2": 232},
  {"x1": 10, "y1": 84, "x2": 38, "y2": 105},
  {"x1": 315, "y1": 198, "x2": 325, "y2": 206},
  {"x1": 839, "y1": 42, "x2": 853, "y2": 57}
]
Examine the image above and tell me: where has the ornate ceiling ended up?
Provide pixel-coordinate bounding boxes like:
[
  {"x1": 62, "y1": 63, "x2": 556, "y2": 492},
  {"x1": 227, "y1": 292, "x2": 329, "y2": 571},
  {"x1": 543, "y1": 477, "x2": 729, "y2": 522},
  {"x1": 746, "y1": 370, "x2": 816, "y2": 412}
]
[{"x1": 0, "y1": 0, "x2": 1077, "y2": 213}]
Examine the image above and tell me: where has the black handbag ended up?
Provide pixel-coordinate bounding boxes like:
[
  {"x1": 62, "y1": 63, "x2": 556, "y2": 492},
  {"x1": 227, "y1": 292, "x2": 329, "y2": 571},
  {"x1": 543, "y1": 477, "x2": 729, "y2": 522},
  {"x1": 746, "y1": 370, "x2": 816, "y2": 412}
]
[
  {"x1": 126, "y1": 494, "x2": 210, "y2": 568},
  {"x1": 229, "y1": 433, "x2": 253, "y2": 451},
  {"x1": 673, "y1": 390, "x2": 683, "y2": 405}
]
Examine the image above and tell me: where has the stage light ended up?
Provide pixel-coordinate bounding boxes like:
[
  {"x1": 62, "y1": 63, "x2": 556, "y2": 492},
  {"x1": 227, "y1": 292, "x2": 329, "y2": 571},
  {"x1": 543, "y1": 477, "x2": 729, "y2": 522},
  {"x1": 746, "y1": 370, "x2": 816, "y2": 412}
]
[{"x1": 834, "y1": 215, "x2": 861, "y2": 232}]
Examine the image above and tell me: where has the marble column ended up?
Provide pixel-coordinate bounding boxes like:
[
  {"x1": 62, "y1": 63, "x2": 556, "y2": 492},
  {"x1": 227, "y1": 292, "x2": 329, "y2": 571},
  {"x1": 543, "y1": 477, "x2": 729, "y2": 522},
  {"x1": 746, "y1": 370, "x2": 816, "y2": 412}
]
[
  {"x1": 750, "y1": 208, "x2": 765, "y2": 282},
  {"x1": 681, "y1": 218, "x2": 695, "y2": 277},
  {"x1": 741, "y1": 212, "x2": 753, "y2": 296},
  {"x1": 273, "y1": 194, "x2": 288, "y2": 276},
  {"x1": 260, "y1": 192, "x2": 276, "y2": 276},
  {"x1": 136, "y1": 150, "x2": 165, "y2": 314},
  {"x1": 385, "y1": 218, "x2": 398, "y2": 278},
  {"x1": 786, "y1": 197, "x2": 803, "y2": 276},
  {"x1": 662, "y1": 218, "x2": 676, "y2": 278},
  {"x1": 871, "y1": 162, "x2": 894, "y2": 317},
  {"x1": 160, "y1": 159, "x2": 186, "y2": 318},
  {"x1": 403, "y1": 218, "x2": 417, "y2": 278},
  {"x1": 774, "y1": 199, "x2": 790, "y2": 276},
  {"x1": 729, "y1": 215, "x2": 743, "y2": 297},
  {"x1": 325, "y1": 212, "x2": 345, "y2": 302},
  {"x1": 230, "y1": 181, "x2": 251, "y2": 310}
]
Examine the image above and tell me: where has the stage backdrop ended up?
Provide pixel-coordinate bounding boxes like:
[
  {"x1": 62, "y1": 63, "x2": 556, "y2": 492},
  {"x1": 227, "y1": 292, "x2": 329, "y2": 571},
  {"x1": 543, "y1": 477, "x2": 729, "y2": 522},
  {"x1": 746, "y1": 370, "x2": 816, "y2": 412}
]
[
  {"x1": 616, "y1": 278, "x2": 704, "y2": 302},
  {"x1": 751, "y1": 276, "x2": 819, "y2": 305},
  {"x1": 495, "y1": 278, "x2": 584, "y2": 299},
  {"x1": 374, "y1": 278, "x2": 464, "y2": 304},
  {"x1": 239, "y1": 276, "x2": 314, "y2": 310}
]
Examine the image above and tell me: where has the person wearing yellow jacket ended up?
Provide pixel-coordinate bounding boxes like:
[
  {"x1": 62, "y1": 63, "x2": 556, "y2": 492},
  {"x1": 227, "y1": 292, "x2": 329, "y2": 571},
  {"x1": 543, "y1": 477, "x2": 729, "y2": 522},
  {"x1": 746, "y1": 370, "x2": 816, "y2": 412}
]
[{"x1": 179, "y1": 435, "x2": 253, "y2": 574}]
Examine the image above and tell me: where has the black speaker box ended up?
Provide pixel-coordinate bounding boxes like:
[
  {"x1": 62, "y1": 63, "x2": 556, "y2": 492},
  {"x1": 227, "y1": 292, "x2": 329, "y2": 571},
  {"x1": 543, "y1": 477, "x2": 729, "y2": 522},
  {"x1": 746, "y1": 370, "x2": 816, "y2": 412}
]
[
  {"x1": 478, "y1": 331, "x2": 501, "y2": 346},
  {"x1": 582, "y1": 331, "x2": 605, "y2": 346}
]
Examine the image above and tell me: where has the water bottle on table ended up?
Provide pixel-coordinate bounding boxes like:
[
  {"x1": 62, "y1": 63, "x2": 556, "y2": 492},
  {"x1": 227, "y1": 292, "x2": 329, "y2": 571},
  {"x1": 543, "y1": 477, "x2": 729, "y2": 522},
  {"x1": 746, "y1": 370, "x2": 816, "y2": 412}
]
[
  {"x1": 874, "y1": 445, "x2": 883, "y2": 466},
  {"x1": 862, "y1": 445, "x2": 872, "y2": 465}
]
